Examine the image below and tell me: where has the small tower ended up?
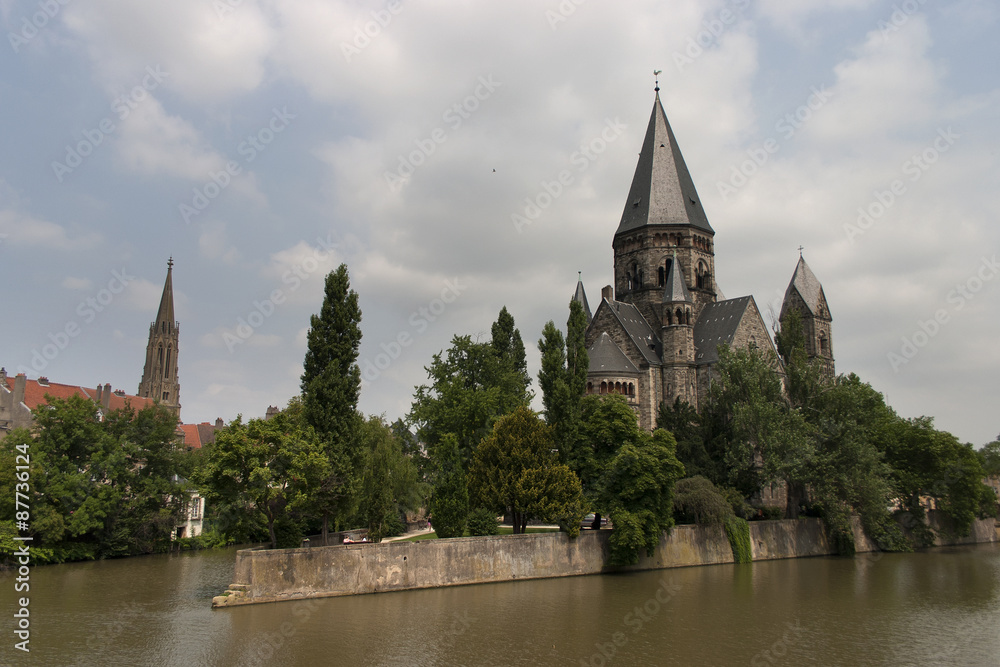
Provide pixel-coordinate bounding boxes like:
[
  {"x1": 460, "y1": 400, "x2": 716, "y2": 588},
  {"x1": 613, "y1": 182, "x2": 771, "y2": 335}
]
[
  {"x1": 660, "y1": 252, "x2": 698, "y2": 407},
  {"x1": 138, "y1": 258, "x2": 181, "y2": 417},
  {"x1": 780, "y1": 254, "x2": 834, "y2": 376},
  {"x1": 572, "y1": 272, "x2": 592, "y2": 324}
]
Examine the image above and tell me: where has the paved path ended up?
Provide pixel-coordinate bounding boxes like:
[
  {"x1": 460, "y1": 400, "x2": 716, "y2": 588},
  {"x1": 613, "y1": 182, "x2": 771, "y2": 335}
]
[{"x1": 382, "y1": 527, "x2": 435, "y2": 542}]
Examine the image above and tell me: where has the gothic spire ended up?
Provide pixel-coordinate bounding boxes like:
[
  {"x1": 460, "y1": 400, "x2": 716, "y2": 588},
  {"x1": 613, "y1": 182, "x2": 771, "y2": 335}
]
[
  {"x1": 616, "y1": 92, "x2": 713, "y2": 236},
  {"x1": 572, "y1": 272, "x2": 592, "y2": 323},
  {"x1": 155, "y1": 257, "x2": 176, "y2": 329},
  {"x1": 663, "y1": 251, "x2": 693, "y2": 304}
]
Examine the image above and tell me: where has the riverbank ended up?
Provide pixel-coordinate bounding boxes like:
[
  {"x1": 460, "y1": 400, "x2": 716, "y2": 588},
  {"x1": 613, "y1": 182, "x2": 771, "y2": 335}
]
[{"x1": 213, "y1": 514, "x2": 998, "y2": 607}]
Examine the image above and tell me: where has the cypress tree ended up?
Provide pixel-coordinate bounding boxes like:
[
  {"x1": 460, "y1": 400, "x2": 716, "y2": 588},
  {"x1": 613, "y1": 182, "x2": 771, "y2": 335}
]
[{"x1": 301, "y1": 263, "x2": 363, "y2": 543}]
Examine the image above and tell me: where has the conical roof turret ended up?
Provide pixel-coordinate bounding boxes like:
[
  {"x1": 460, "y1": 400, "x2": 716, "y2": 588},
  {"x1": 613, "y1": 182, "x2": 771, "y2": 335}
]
[
  {"x1": 155, "y1": 258, "x2": 176, "y2": 328},
  {"x1": 663, "y1": 252, "x2": 693, "y2": 304},
  {"x1": 572, "y1": 273, "x2": 592, "y2": 323},
  {"x1": 616, "y1": 92, "x2": 713, "y2": 236}
]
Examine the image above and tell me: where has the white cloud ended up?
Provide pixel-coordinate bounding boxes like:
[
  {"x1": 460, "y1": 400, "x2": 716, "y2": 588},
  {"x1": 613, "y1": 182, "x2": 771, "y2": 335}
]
[{"x1": 62, "y1": 276, "x2": 92, "y2": 290}]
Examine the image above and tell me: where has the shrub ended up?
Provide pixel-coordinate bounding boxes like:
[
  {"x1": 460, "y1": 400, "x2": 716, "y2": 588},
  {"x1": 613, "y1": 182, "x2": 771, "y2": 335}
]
[
  {"x1": 467, "y1": 508, "x2": 500, "y2": 536},
  {"x1": 673, "y1": 476, "x2": 733, "y2": 525}
]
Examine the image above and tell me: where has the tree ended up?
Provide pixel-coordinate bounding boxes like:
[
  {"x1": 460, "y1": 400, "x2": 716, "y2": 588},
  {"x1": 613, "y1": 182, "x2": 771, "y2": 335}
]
[
  {"x1": 300, "y1": 264, "x2": 364, "y2": 542},
  {"x1": 1, "y1": 396, "x2": 190, "y2": 559},
  {"x1": 410, "y1": 308, "x2": 533, "y2": 466},
  {"x1": 198, "y1": 412, "x2": 330, "y2": 549},
  {"x1": 357, "y1": 415, "x2": 425, "y2": 542},
  {"x1": 673, "y1": 476, "x2": 733, "y2": 525},
  {"x1": 537, "y1": 299, "x2": 589, "y2": 465},
  {"x1": 468, "y1": 406, "x2": 584, "y2": 535},
  {"x1": 428, "y1": 434, "x2": 469, "y2": 538},
  {"x1": 598, "y1": 427, "x2": 685, "y2": 566}
]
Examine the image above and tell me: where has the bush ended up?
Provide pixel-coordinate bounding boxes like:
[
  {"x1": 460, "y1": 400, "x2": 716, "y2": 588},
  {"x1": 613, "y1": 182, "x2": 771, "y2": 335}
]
[
  {"x1": 273, "y1": 518, "x2": 304, "y2": 549},
  {"x1": 718, "y1": 487, "x2": 754, "y2": 520},
  {"x1": 467, "y1": 508, "x2": 500, "y2": 536},
  {"x1": 673, "y1": 476, "x2": 733, "y2": 525},
  {"x1": 383, "y1": 512, "x2": 406, "y2": 539}
]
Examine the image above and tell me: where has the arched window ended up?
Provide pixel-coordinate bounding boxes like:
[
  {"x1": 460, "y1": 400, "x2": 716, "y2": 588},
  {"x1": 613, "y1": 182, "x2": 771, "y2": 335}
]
[
  {"x1": 157, "y1": 346, "x2": 163, "y2": 369},
  {"x1": 820, "y1": 336, "x2": 828, "y2": 354},
  {"x1": 665, "y1": 311, "x2": 673, "y2": 326},
  {"x1": 165, "y1": 347, "x2": 172, "y2": 378},
  {"x1": 675, "y1": 308, "x2": 683, "y2": 324},
  {"x1": 600, "y1": 381, "x2": 608, "y2": 394},
  {"x1": 587, "y1": 382, "x2": 593, "y2": 394},
  {"x1": 628, "y1": 383, "x2": 635, "y2": 396},
  {"x1": 658, "y1": 266, "x2": 665, "y2": 286},
  {"x1": 696, "y1": 261, "x2": 711, "y2": 290}
]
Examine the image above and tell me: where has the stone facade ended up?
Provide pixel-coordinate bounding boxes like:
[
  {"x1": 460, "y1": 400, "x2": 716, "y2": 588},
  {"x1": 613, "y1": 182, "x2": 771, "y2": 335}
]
[
  {"x1": 137, "y1": 259, "x2": 181, "y2": 418},
  {"x1": 580, "y1": 91, "x2": 832, "y2": 431}
]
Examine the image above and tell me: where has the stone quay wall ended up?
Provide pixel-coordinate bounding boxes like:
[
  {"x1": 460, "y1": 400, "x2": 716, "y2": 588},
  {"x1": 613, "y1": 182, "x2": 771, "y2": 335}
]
[{"x1": 213, "y1": 515, "x2": 997, "y2": 608}]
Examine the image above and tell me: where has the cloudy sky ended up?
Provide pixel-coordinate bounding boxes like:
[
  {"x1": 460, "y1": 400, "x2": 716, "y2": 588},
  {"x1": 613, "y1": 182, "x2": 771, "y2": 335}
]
[{"x1": 1, "y1": 0, "x2": 997, "y2": 446}]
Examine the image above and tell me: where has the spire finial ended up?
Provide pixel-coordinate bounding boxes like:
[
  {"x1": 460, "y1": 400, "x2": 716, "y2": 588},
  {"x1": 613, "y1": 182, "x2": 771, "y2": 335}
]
[
  {"x1": 798, "y1": 245, "x2": 804, "y2": 258},
  {"x1": 577, "y1": 270, "x2": 582, "y2": 282},
  {"x1": 653, "y1": 69, "x2": 662, "y2": 92},
  {"x1": 168, "y1": 256, "x2": 174, "y2": 270}
]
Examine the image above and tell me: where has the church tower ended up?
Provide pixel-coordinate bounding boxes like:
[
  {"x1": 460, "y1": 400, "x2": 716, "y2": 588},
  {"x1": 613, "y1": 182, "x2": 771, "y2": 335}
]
[
  {"x1": 780, "y1": 254, "x2": 834, "y2": 376},
  {"x1": 659, "y1": 251, "x2": 698, "y2": 407},
  {"x1": 613, "y1": 86, "x2": 717, "y2": 328},
  {"x1": 138, "y1": 258, "x2": 181, "y2": 417}
]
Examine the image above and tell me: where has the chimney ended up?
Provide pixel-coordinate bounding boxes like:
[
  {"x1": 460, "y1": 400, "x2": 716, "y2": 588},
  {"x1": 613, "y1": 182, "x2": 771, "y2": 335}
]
[
  {"x1": 102, "y1": 383, "x2": 112, "y2": 409},
  {"x1": 96, "y1": 384, "x2": 103, "y2": 403},
  {"x1": 0, "y1": 367, "x2": 6, "y2": 388},
  {"x1": 14, "y1": 374, "x2": 26, "y2": 405},
  {"x1": 38, "y1": 376, "x2": 49, "y2": 386},
  {"x1": 215, "y1": 417, "x2": 223, "y2": 428},
  {"x1": 601, "y1": 285, "x2": 614, "y2": 302}
]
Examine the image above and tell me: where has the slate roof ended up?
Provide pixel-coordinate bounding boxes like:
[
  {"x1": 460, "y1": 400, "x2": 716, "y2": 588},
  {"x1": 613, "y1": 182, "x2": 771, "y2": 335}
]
[
  {"x1": 616, "y1": 92, "x2": 713, "y2": 236},
  {"x1": 602, "y1": 299, "x2": 662, "y2": 366},
  {"x1": 782, "y1": 256, "x2": 829, "y2": 318},
  {"x1": 587, "y1": 332, "x2": 639, "y2": 375},
  {"x1": 573, "y1": 277, "x2": 592, "y2": 323},
  {"x1": 693, "y1": 297, "x2": 752, "y2": 365},
  {"x1": 154, "y1": 258, "x2": 177, "y2": 328},
  {"x1": 663, "y1": 253, "x2": 693, "y2": 303}
]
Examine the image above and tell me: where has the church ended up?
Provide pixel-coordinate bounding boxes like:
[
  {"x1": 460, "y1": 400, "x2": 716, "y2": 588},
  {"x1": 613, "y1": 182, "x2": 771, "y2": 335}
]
[{"x1": 576, "y1": 88, "x2": 835, "y2": 431}]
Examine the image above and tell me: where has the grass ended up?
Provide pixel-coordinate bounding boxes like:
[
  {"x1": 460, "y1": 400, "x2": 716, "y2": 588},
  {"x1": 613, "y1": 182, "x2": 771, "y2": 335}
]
[{"x1": 402, "y1": 526, "x2": 559, "y2": 541}]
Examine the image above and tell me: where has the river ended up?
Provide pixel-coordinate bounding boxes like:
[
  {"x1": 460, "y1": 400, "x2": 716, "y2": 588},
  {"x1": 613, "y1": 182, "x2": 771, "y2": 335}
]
[{"x1": 2, "y1": 542, "x2": 998, "y2": 666}]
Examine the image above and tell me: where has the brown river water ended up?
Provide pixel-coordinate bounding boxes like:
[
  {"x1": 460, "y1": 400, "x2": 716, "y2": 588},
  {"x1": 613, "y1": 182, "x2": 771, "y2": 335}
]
[{"x1": 2, "y1": 541, "x2": 998, "y2": 666}]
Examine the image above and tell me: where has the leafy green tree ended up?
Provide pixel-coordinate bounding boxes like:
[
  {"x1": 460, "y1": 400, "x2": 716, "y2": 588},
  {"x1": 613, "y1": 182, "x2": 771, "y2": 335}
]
[
  {"x1": 357, "y1": 416, "x2": 425, "y2": 542},
  {"x1": 469, "y1": 406, "x2": 585, "y2": 535},
  {"x1": 657, "y1": 397, "x2": 710, "y2": 479},
  {"x1": 410, "y1": 308, "x2": 532, "y2": 466},
  {"x1": 598, "y1": 428, "x2": 685, "y2": 566},
  {"x1": 467, "y1": 507, "x2": 500, "y2": 536},
  {"x1": 537, "y1": 299, "x2": 589, "y2": 465},
  {"x1": 673, "y1": 476, "x2": 733, "y2": 525},
  {"x1": 428, "y1": 434, "x2": 469, "y2": 538},
  {"x1": 300, "y1": 263, "x2": 364, "y2": 541},
  {"x1": 198, "y1": 411, "x2": 330, "y2": 548},
  {"x1": 978, "y1": 439, "x2": 1000, "y2": 477},
  {"x1": 491, "y1": 306, "x2": 533, "y2": 414}
]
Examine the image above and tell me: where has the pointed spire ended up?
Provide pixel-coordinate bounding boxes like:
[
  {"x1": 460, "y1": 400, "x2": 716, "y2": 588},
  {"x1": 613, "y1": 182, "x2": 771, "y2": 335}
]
[
  {"x1": 617, "y1": 93, "x2": 713, "y2": 236},
  {"x1": 782, "y1": 254, "x2": 828, "y2": 318},
  {"x1": 663, "y1": 251, "x2": 693, "y2": 304},
  {"x1": 573, "y1": 272, "x2": 592, "y2": 323},
  {"x1": 155, "y1": 257, "x2": 175, "y2": 328}
]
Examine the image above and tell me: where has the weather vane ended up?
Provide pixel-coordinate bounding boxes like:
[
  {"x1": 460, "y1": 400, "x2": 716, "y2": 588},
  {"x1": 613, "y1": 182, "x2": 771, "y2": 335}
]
[{"x1": 653, "y1": 69, "x2": 662, "y2": 92}]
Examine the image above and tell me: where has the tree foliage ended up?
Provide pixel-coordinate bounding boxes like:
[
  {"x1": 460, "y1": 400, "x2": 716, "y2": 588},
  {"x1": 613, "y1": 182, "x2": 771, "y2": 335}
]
[
  {"x1": 468, "y1": 407, "x2": 585, "y2": 536},
  {"x1": 428, "y1": 434, "x2": 469, "y2": 538},
  {"x1": 537, "y1": 299, "x2": 589, "y2": 465},
  {"x1": 1, "y1": 396, "x2": 190, "y2": 560},
  {"x1": 197, "y1": 411, "x2": 330, "y2": 548},
  {"x1": 357, "y1": 416, "x2": 425, "y2": 542},
  {"x1": 300, "y1": 264, "x2": 364, "y2": 535},
  {"x1": 410, "y1": 308, "x2": 532, "y2": 465},
  {"x1": 673, "y1": 476, "x2": 733, "y2": 525}
]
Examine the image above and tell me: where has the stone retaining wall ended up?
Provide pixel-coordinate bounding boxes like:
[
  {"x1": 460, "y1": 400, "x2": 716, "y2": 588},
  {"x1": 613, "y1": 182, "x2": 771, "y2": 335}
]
[{"x1": 213, "y1": 516, "x2": 996, "y2": 608}]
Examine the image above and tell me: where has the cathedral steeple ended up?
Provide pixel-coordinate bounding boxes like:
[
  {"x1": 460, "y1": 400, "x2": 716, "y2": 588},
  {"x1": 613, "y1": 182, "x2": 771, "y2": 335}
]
[
  {"x1": 138, "y1": 258, "x2": 181, "y2": 417},
  {"x1": 780, "y1": 254, "x2": 834, "y2": 376},
  {"x1": 613, "y1": 90, "x2": 717, "y2": 328},
  {"x1": 572, "y1": 272, "x2": 592, "y2": 324}
]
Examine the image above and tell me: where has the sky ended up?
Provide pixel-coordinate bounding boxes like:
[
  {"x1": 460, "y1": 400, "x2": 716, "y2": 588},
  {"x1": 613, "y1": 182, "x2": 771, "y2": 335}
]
[{"x1": 1, "y1": 0, "x2": 997, "y2": 447}]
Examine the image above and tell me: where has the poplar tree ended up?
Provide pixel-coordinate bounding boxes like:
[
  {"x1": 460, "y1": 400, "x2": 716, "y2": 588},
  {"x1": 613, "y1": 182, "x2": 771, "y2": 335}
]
[{"x1": 301, "y1": 263, "x2": 363, "y2": 542}]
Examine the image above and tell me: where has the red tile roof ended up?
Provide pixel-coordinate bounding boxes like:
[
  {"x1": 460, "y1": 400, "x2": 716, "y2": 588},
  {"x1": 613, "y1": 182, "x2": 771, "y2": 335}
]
[{"x1": 14, "y1": 378, "x2": 156, "y2": 413}]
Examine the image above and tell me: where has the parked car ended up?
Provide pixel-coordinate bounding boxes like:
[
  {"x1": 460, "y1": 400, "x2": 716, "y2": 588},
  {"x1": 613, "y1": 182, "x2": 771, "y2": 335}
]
[{"x1": 581, "y1": 513, "x2": 609, "y2": 529}]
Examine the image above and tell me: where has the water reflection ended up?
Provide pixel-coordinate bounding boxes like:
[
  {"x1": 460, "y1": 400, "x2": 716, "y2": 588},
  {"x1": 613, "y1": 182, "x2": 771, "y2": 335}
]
[{"x1": 1, "y1": 543, "x2": 997, "y2": 666}]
